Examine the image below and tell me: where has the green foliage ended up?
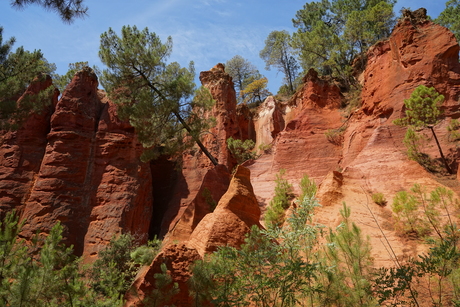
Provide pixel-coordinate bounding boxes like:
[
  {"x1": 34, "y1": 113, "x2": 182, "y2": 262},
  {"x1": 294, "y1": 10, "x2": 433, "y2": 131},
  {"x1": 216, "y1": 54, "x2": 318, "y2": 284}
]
[
  {"x1": 189, "y1": 179, "x2": 460, "y2": 306},
  {"x1": 202, "y1": 187, "x2": 218, "y2": 212},
  {"x1": 391, "y1": 184, "x2": 460, "y2": 240},
  {"x1": 394, "y1": 85, "x2": 451, "y2": 173},
  {"x1": 0, "y1": 211, "x2": 166, "y2": 307},
  {"x1": 260, "y1": 30, "x2": 299, "y2": 94},
  {"x1": 11, "y1": 0, "x2": 88, "y2": 23},
  {"x1": 299, "y1": 174, "x2": 317, "y2": 202},
  {"x1": 0, "y1": 213, "x2": 110, "y2": 307},
  {"x1": 99, "y1": 25, "x2": 216, "y2": 164},
  {"x1": 240, "y1": 77, "x2": 271, "y2": 106},
  {"x1": 373, "y1": 264, "x2": 420, "y2": 305},
  {"x1": 291, "y1": 0, "x2": 395, "y2": 88},
  {"x1": 264, "y1": 169, "x2": 294, "y2": 228},
  {"x1": 225, "y1": 55, "x2": 262, "y2": 104},
  {"x1": 89, "y1": 233, "x2": 138, "y2": 299},
  {"x1": 0, "y1": 210, "x2": 27, "y2": 306},
  {"x1": 190, "y1": 191, "x2": 324, "y2": 307},
  {"x1": 320, "y1": 203, "x2": 376, "y2": 306},
  {"x1": 392, "y1": 189, "x2": 431, "y2": 237},
  {"x1": 435, "y1": 0, "x2": 460, "y2": 41},
  {"x1": 276, "y1": 83, "x2": 294, "y2": 100},
  {"x1": 141, "y1": 263, "x2": 179, "y2": 307},
  {"x1": 402, "y1": 127, "x2": 427, "y2": 163},
  {"x1": 130, "y1": 237, "x2": 162, "y2": 266},
  {"x1": 258, "y1": 142, "x2": 272, "y2": 154},
  {"x1": 189, "y1": 186, "x2": 384, "y2": 306},
  {"x1": 226, "y1": 136, "x2": 257, "y2": 164},
  {"x1": 447, "y1": 118, "x2": 460, "y2": 142},
  {"x1": 394, "y1": 85, "x2": 444, "y2": 129},
  {"x1": 375, "y1": 185, "x2": 460, "y2": 305},
  {"x1": 325, "y1": 126, "x2": 345, "y2": 145},
  {"x1": 0, "y1": 27, "x2": 56, "y2": 131},
  {"x1": 372, "y1": 192, "x2": 387, "y2": 206}
]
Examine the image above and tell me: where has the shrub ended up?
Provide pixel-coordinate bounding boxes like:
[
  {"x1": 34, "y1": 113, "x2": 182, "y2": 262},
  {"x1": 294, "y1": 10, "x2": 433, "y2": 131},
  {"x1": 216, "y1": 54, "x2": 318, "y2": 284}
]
[
  {"x1": 447, "y1": 118, "x2": 460, "y2": 142},
  {"x1": 394, "y1": 85, "x2": 452, "y2": 173},
  {"x1": 325, "y1": 126, "x2": 345, "y2": 145},
  {"x1": 372, "y1": 192, "x2": 387, "y2": 206},
  {"x1": 264, "y1": 169, "x2": 294, "y2": 228},
  {"x1": 299, "y1": 174, "x2": 317, "y2": 201},
  {"x1": 89, "y1": 233, "x2": 139, "y2": 298},
  {"x1": 202, "y1": 187, "x2": 217, "y2": 212},
  {"x1": 227, "y1": 137, "x2": 257, "y2": 164},
  {"x1": 392, "y1": 190, "x2": 430, "y2": 237},
  {"x1": 130, "y1": 237, "x2": 162, "y2": 266},
  {"x1": 258, "y1": 142, "x2": 272, "y2": 154}
]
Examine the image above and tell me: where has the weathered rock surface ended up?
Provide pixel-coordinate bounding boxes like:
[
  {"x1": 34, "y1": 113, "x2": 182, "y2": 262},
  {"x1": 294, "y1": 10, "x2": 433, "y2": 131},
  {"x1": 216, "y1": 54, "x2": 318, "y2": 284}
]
[
  {"x1": 248, "y1": 68, "x2": 344, "y2": 208},
  {"x1": 361, "y1": 17, "x2": 460, "y2": 119},
  {"x1": 253, "y1": 96, "x2": 285, "y2": 153},
  {"x1": 199, "y1": 63, "x2": 240, "y2": 170},
  {"x1": 0, "y1": 75, "x2": 58, "y2": 213},
  {"x1": 162, "y1": 164, "x2": 231, "y2": 244},
  {"x1": 12, "y1": 69, "x2": 153, "y2": 258},
  {"x1": 188, "y1": 165, "x2": 261, "y2": 256},
  {"x1": 160, "y1": 64, "x2": 243, "y2": 241},
  {"x1": 248, "y1": 18, "x2": 460, "y2": 266},
  {"x1": 125, "y1": 165, "x2": 261, "y2": 307},
  {"x1": 124, "y1": 243, "x2": 202, "y2": 307}
]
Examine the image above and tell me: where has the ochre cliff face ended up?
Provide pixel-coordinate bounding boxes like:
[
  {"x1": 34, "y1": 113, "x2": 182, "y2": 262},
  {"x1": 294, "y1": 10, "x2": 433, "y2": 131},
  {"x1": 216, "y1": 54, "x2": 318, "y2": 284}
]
[
  {"x1": 361, "y1": 18, "x2": 460, "y2": 119},
  {"x1": 199, "y1": 63, "x2": 240, "y2": 170},
  {"x1": 248, "y1": 68, "x2": 344, "y2": 207},
  {"x1": 246, "y1": 18, "x2": 460, "y2": 267},
  {"x1": 0, "y1": 75, "x2": 57, "y2": 213},
  {"x1": 188, "y1": 165, "x2": 261, "y2": 257},
  {"x1": 159, "y1": 64, "x2": 243, "y2": 243},
  {"x1": 125, "y1": 166, "x2": 260, "y2": 307},
  {"x1": 1, "y1": 69, "x2": 153, "y2": 259}
]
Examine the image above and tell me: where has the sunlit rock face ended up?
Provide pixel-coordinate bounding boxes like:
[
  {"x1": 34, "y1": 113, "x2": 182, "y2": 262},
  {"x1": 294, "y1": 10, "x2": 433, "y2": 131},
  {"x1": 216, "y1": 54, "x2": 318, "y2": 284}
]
[{"x1": 10, "y1": 69, "x2": 153, "y2": 259}]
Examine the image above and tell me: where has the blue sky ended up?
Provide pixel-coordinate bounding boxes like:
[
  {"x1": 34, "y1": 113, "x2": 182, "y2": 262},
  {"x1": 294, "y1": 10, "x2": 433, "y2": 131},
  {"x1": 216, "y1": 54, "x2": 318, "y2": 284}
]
[{"x1": 0, "y1": 0, "x2": 447, "y2": 93}]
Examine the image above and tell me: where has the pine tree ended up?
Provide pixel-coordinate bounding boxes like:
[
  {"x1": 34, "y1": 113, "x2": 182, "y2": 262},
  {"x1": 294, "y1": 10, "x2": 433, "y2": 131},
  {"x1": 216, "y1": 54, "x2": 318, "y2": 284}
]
[
  {"x1": 99, "y1": 26, "x2": 217, "y2": 164},
  {"x1": 10, "y1": 0, "x2": 88, "y2": 23},
  {"x1": 225, "y1": 55, "x2": 262, "y2": 104},
  {"x1": 435, "y1": 0, "x2": 460, "y2": 41},
  {"x1": 0, "y1": 27, "x2": 56, "y2": 131},
  {"x1": 260, "y1": 30, "x2": 299, "y2": 94},
  {"x1": 394, "y1": 85, "x2": 452, "y2": 173}
]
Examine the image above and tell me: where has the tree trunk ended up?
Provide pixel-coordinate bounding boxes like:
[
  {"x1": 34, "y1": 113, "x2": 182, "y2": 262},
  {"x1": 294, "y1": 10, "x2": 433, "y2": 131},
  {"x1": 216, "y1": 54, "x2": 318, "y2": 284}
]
[
  {"x1": 173, "y1": 110, "x2": 218, "y2": 166},
  {"x1": 429, "y1": 126, "x2": 452, "y2": 174},
  {"x1": 141, "y1": 73, "x2": 219, "y2": 166}
]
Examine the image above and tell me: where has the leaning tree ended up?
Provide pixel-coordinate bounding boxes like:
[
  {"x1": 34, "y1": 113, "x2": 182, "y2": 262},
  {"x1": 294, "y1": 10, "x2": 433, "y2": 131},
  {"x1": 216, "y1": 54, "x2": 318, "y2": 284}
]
[
  {"x1": 394, "y1": 85, "x2": 452, "y2": 174},
  {"x1": 99, "y1": 25, "x2": 217, "y2": 164}
]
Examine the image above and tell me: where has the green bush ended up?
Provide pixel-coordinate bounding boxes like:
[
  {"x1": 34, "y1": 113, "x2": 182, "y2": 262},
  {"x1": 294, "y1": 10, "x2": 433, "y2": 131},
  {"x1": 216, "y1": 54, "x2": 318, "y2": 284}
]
[
  {"x1": 447, "y1": 118, "x2": 460, "y2": 142},
  {"x1": 130, "y1": 237, "x2": 162, "y2": 266},
  {"x1": 202, "y1": 187, "x2": 217, "y2": 212},
  {"x1": 299, "y1": 174, "x2": 317, "y2": 201},
  {"x1": 227, "y1": 137, "x2": 257, "y2": 164},
  {"x1": 89, "y1": 233, "x2": 138, "y2": 298},
  {"x1": 372, "y1": 192, "x2": 387, "y2": 206},
  {"x1": 264, "y1": 169, "x2": 294, "y2": 228},
  {"x1": 325, "y1": 126, "x2": 345, "y2": 145},
  {"x1": 189, "y1": 189, "x2": 378, "y2": 307}
]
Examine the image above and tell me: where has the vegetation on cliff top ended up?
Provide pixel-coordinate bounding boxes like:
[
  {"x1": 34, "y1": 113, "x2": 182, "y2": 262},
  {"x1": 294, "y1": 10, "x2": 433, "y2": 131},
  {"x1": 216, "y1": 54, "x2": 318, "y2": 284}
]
[{"x1": 98, "y1": 25, "x2": 218, "y2": 164}]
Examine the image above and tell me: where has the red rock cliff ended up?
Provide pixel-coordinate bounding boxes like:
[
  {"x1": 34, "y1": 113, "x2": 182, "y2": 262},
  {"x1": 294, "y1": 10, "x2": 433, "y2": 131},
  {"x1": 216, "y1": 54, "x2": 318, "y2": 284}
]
[{"x1": 1, "y1": 68, "x2": 153, "y2": 259}]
